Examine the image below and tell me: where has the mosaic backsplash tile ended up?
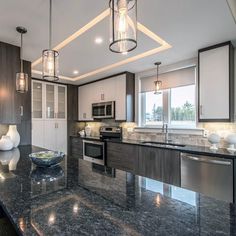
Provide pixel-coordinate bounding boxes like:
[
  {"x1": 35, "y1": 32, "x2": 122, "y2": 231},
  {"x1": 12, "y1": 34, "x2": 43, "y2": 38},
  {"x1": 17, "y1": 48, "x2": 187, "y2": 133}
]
[{"x1": 73, "y1": 121, "x2": 236, "y2": 149}]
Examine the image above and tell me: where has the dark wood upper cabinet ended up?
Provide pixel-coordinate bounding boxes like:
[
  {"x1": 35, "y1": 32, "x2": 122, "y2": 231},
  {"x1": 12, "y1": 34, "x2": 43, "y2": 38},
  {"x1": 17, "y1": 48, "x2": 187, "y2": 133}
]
[
  {"x1": 0, "y1": 41, "x2": 21, "y2": 124},
  {"x1": 198, "y1": 41, "x2": 234, "y2": 122},
  {"x1": 67, "y1": 84, "x2": 78, "y2": 121},
  {"x1": 17, "y1": 60, "x2": 32, "y2": 121}
]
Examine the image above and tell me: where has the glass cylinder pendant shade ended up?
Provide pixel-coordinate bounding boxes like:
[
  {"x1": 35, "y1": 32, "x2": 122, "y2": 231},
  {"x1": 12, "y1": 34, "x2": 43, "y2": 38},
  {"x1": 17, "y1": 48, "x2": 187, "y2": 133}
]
[
  {"x1": 16, "y1": 72, "x2": 28, "y2": 93},
  {"x1": 109, "y1": 0, "x2": 137, "y2": 53},
  {"x1": 154, "y1": 80, "x2": 162, "y2": 95},
  {"x1": 42, "y1": 49, "x2": 59, "y2": 81}
]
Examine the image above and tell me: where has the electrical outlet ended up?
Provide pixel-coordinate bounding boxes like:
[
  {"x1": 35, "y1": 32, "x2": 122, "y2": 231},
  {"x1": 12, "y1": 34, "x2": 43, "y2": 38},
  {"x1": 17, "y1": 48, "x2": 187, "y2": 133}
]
[{"x1": 203, "y1": 129, "x2": 209, "y2": 138}]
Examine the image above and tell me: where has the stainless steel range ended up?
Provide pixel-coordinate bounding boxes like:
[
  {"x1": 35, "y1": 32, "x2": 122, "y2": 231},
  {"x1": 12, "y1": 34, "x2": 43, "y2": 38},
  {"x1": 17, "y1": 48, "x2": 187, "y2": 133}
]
[{"x1": 82, "y1": 126, "x2": 122, "y2": 166}]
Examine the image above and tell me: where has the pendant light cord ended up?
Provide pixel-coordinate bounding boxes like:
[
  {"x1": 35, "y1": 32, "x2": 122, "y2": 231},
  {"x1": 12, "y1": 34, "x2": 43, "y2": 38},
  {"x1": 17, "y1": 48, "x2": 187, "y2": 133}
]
[
  {"x1": 20, "y1": 32, "x2": 23, "y2": 73},
  {"x1": 156, "y1": 64, "x2": 159, "y2": 82},
  {"x1": 49, "y1": 0, "x2": 52, "y2": 49}
]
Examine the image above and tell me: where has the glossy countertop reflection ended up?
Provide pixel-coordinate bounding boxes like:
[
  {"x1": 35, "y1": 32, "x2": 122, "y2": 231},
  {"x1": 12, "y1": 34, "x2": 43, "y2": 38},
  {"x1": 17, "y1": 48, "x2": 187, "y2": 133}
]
[{"x1": 0, "y1": 145, "x2": 235, "y2": 236}]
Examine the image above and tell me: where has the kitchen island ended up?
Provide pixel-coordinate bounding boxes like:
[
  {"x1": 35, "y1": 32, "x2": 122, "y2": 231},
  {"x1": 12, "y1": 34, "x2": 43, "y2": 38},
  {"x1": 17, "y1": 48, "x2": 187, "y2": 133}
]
[{"x1": 0, "y1": 145, "x2": 236, "y2": 235}]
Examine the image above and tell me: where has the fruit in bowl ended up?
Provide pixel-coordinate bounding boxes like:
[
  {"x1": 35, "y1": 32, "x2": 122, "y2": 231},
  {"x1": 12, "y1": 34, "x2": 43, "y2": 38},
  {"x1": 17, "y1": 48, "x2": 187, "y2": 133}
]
[{"x1": 29, "y1": 151, "x2": 65, "y2": 167}]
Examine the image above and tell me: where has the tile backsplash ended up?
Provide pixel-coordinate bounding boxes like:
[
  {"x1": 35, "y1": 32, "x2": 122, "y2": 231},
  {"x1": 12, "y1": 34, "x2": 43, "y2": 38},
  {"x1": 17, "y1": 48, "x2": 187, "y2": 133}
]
[{"x1": 73, "y1": 121, "x2": 236, "y2": 149}]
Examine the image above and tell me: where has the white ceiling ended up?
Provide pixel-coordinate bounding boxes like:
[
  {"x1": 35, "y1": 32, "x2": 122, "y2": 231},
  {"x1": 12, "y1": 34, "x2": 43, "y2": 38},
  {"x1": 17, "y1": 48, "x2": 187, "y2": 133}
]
[{"x1": 0, "y1": 0, "x2": 236, "y2": 84}]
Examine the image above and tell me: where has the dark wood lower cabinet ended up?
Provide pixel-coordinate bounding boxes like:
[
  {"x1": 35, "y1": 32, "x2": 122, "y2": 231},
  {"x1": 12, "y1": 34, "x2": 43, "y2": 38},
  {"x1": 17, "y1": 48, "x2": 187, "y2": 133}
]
[
  {"x1": 106, "y1": 143, "x2": 181, "y2": 187},
  {"x1": 138, "y1": 146, "x2": 162, "y2": 181},
  {"x1": 70, "y1": 137, "x2": 83, "y2": 158},
  {"x1": 161, "y1": 149, "x2": 180, "y2": 186},
  {"x1": 106, "y1": 142, "x2": 138, "y2": 173},
  {"x1": 138, "y1": 147, "x2": 180, "y2": 186}
]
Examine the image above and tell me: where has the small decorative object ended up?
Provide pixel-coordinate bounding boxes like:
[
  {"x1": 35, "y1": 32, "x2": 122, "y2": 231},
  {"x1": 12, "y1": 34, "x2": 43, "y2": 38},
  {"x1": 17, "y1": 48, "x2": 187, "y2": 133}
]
[
  {"x1": 29, "y1": 151, "x2": 64, "y2": 167},
  {"x1": 208, "y1": 133, "x2": 220, "y2": 150},
  {"x1": 225, "y1": 134, "x2": 236, "y2": 152},
  {"x1": 0, "y1": 136, "x2": 14, "y2": 151},
  {"x1": 6, "y1": 125, "x2": 20, "y2": 148},
  {"x1": 79, "y1": 130, "x2": 85, "y2": 137},
  {"x1": 85, "y1": 124, "x2": 91, "y2": 136}
]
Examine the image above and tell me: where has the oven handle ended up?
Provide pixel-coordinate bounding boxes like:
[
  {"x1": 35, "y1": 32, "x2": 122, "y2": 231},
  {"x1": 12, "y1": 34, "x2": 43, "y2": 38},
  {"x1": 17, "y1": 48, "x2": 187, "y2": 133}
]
[{"x1": 82, "y1": 140, "x2": 104, "y2": 146}]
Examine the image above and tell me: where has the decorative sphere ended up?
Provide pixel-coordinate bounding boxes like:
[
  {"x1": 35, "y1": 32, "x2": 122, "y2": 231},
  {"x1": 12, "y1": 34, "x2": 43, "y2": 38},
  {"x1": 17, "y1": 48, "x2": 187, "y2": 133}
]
[
  {"x1": 225, "y1": 134, "x2": 236, "y2": 145},
  {"x1": 208, "y1": 133, "x2": 220, "y2": 144}
]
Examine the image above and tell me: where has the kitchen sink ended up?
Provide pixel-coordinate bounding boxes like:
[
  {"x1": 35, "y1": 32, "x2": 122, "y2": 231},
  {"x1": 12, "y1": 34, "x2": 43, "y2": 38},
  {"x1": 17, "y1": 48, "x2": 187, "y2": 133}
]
[{"x1": 141, "y1": 141, "x2": 186, "y2": 148}]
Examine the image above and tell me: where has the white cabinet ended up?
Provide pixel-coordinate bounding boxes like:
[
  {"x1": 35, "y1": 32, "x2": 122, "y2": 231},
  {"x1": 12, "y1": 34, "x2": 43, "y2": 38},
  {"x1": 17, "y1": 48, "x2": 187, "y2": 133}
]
[
  {"x1": 198, "y1": 42, "x2": 234, "y2": 122},
  {"x1": 32, "y1": 80, "x2": 67, "y2": 154},
  {"x1": 78, "y1": 73, "x2": 133, "y2": 121},
  {"x1": 78, "y1": 83, "x2": 94, "y2": 121},
  {"x1": 32, "y1": 120, "x2": 44, "y2": 148}
]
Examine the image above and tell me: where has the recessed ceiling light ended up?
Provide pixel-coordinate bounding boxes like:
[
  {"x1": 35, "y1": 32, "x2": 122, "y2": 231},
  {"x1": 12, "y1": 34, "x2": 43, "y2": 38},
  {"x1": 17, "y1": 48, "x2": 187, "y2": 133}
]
[
  {"x1": 95, "y1": 37, "x2": 103, "y2": 44},
  {"x1": 122, "y1": 52, "x2": 128, "y2": 55},
  {"x1": 73, "y1": 70, "x2": 79, "y2": 75}
]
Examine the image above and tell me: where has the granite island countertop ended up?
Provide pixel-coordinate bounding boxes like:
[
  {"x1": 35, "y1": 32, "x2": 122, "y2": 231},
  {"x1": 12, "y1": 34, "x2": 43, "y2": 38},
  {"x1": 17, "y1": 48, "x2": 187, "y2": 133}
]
[
  {"x1": 71, "y1": 135, "x2": 236, "y2": 158},
  {"x1": 0, "y1": 145, "x2": 236, "y2": 235}
]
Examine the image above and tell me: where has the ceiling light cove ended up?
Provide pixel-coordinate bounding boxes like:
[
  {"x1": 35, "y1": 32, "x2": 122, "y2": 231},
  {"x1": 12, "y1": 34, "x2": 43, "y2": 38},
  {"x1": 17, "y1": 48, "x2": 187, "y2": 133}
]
[
  {"x1": 32, "y1": 8, "x2": 171, "y2": 82},
  {"x1": 95, "y1": 37, "x2": 103, "y2": 44}
]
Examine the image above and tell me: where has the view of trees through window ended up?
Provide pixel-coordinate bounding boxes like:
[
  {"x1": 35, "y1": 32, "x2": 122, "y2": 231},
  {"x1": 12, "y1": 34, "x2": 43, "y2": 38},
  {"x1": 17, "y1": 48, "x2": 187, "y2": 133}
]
[{"x1": 143, "y1": 85, "x2": 196, "y2": 127}]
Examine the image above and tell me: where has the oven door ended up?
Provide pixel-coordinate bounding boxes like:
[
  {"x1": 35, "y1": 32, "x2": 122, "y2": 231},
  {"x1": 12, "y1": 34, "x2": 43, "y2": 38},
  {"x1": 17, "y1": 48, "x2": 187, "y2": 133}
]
[{"x1": 83, "y1": 140, "x2": 105, "y2": 165}]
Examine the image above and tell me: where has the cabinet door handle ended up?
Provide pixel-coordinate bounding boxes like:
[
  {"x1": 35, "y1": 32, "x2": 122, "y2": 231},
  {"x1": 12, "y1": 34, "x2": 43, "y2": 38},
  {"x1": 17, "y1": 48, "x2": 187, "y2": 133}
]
[{"x1": 20, "y1": 106, "x2": 23, "y2": 116}]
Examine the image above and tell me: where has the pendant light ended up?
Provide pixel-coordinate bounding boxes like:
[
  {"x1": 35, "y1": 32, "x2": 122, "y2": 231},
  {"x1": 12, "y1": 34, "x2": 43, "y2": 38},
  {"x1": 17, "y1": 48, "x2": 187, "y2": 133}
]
[
  {"x1": 109, "y1": 0, "x2": 137, "y2": 53},
  {"x1": 16, "y1": 26, "x2": 28, "y2": 93},
  {"x1": 42, "y1": 0, "x2": 59, "y2": 81},
  {"x1": 154, "y1": 62, "x2": 162, "y2": 95}
]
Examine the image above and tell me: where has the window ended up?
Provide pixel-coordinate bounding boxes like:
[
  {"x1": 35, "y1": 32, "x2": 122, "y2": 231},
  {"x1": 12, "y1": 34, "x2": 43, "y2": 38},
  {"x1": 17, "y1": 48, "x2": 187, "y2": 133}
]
[
  {"x1": 142, "y1": 91, "x2": 163, "y2": 126},
  {"x1": 140, "y1": 84, "x2": 196, "y2": 128},
  {"x1": 170, "y1": 85, "x2": 196, "y2": 127}
]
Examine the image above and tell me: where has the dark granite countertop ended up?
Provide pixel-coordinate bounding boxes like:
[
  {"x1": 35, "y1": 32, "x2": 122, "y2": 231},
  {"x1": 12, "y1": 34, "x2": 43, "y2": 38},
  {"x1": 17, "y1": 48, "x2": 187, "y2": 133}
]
[
  {"x1": 0, "y1": 145, "x2": 236, "y2": 235},
  {"x1": 71, "y1": 135, "x2": 236, "y2": 158}
]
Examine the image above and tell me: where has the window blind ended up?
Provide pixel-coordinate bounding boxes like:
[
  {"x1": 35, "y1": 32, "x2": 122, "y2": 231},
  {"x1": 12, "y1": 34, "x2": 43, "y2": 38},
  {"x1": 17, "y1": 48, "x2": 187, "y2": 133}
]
[{"x1": 140, "y1": 66, "x2": 196, "y2": 93}]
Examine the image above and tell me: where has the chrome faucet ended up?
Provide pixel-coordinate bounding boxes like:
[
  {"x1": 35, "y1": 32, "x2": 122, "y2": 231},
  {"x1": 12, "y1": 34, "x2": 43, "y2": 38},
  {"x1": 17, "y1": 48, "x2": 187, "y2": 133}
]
[{"x1": 162, "y1": 123, "x2": 171, "y2": 143}]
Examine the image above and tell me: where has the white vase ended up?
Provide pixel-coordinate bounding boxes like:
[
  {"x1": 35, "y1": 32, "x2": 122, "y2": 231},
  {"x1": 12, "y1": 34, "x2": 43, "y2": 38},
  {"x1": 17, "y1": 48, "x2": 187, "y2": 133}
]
[
  {"x1": 0, "y1": 136, "x2": 13, "y2": 151},
  {"x1": 6, "y1": 125, "x2": 20, "y2": 148}
]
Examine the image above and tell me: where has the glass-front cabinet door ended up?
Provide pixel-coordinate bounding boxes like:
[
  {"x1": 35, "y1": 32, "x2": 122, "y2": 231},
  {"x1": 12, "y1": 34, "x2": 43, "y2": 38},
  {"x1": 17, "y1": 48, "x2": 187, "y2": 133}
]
[
  {"x1": 57, "y1": 85, "x2": 67, "y2": 119},
  {"x1": 32, "y1": 81, "x2": 43, "y2": 119},
  {"x1": 45, "y1": 84, "x2": 55, "y2": 119}
]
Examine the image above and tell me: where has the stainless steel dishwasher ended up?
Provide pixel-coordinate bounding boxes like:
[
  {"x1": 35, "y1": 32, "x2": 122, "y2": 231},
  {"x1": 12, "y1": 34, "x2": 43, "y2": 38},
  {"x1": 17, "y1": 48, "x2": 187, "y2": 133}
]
[{"x1": 181, "y1": 153, "x2": 233, "y2": 202}]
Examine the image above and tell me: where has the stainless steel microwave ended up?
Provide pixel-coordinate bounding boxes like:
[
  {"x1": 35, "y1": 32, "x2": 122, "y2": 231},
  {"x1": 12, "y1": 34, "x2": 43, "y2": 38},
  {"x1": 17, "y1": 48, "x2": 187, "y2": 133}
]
[{"x1": 92, "y1": 101, "x2": 115, "y2": 119}]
